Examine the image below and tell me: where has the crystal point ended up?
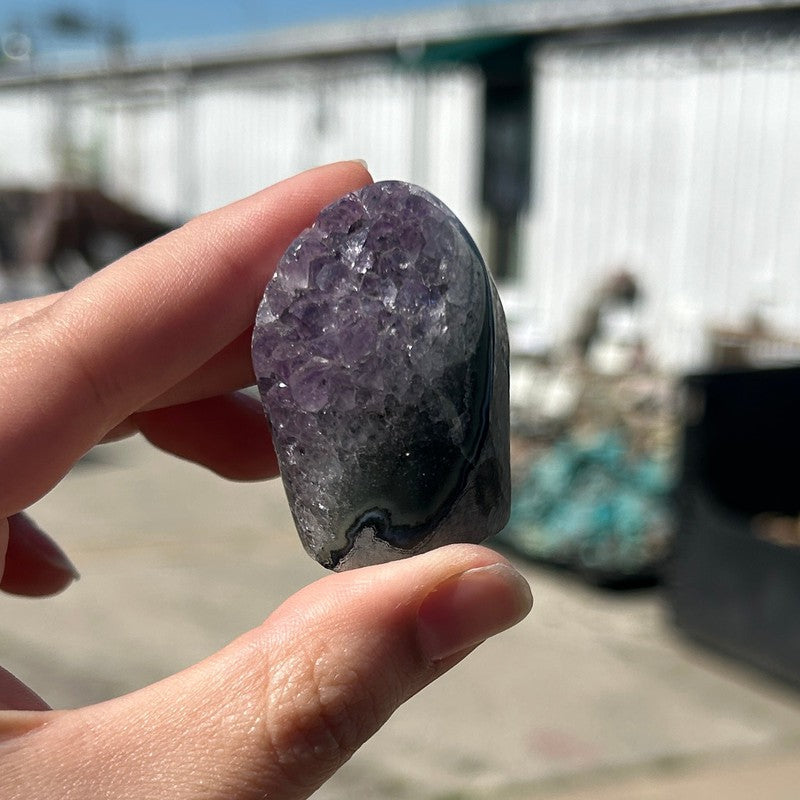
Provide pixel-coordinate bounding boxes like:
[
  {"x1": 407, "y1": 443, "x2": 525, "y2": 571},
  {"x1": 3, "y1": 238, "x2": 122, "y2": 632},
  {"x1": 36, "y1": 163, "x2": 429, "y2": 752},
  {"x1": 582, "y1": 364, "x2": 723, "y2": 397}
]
[{"x1": 252, "y1": 180, "x2": 510, "y2": 570}]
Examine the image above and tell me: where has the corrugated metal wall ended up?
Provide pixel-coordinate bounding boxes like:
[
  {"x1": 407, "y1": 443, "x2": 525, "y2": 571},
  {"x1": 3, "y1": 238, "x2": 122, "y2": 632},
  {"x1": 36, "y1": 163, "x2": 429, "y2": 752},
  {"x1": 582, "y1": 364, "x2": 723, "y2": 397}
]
[
  {"x1": 0, "y1": 89, "x2": 57, "y2": 185},
  {"x1": 4, "y1": 31, "x2": 800, "y2": 370},
  {"x1": 0, "y1": 60, "x2": 483, "y2": 233},
  {"x1": 522, "y1": 34, "x2": 800, "y2": 369}
]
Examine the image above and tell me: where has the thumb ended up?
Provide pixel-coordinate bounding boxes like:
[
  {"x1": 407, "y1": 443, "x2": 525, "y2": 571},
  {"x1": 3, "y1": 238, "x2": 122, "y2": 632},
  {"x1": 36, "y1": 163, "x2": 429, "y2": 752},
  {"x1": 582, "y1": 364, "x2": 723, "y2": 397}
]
[{"x1": 3, "y1": 545, "x2": 531, "y2": 800}]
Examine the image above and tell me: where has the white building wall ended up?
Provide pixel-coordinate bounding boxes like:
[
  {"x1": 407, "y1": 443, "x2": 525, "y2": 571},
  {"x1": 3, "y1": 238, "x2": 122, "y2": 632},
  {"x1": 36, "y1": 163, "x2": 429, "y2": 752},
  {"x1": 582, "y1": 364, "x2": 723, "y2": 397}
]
[
  {"x1": 105, "y1": 92, "x2": 183, "y2": 220},
  {"x1": 180, "y1": 64, "x2": 483, "y2": 230},
  {"x1": 0, "y1": 61, "x2": 482, "y2": 232},
  {"x1": 10, "y1": 31, "x2": 800, "y2": 371},
  {"x1": 522, "y1": 35, "x2": 800, "y2": 370},
  {"x1": 0, "y1": 88, "x2": 58, "y2": 186},
  {"x1": 190, "y1": 74, "x2": 314, "y2": 214},
  {"x1": 423, "y1": 70, "x2": 484, "y2": 242}
]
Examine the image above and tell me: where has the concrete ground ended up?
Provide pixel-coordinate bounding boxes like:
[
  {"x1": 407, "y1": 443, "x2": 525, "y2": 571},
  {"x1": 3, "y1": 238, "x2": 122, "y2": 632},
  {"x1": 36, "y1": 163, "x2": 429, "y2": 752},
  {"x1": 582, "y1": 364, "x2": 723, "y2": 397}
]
[{"x1": 3, "y1": 435, "x2": 800, "y2": 799}]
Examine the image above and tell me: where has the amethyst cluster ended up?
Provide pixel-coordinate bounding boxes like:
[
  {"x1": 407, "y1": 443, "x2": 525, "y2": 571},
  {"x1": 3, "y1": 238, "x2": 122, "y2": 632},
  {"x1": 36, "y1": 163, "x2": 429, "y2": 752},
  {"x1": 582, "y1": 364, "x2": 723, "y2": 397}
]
[{"x1": 252, "y1": 181, "x2": 509, "y2": 570}]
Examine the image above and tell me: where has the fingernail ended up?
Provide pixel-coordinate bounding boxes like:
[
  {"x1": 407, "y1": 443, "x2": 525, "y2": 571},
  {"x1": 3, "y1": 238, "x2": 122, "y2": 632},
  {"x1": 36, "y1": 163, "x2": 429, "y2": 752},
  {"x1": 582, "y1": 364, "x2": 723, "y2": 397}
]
[
  {"x1": 417, "y1": 563, "x2": 532, "y2": 662},
  {"x1": 349, "y1": 158, "x2": 369, "y2": 171},
  {"x1": 3, "y1": 513, "x2": 81, "y2": 595},
  {"x1": 11, "y1": 514, "x2": 81, "y2": 581}
]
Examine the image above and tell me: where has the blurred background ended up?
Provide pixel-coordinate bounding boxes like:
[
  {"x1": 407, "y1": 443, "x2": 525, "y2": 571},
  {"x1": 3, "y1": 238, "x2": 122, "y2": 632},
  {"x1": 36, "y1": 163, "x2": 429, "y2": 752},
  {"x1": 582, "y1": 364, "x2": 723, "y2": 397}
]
[{"x1": 3, "y1": 1, "x2": 800, "y2": 798}]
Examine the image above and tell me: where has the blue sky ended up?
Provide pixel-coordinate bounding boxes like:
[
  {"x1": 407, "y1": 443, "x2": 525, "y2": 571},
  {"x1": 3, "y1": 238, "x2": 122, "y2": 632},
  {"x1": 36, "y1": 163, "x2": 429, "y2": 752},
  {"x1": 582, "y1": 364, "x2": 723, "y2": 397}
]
[{"x1": 2, "y1": 0, "x2": 489, "y2": 56}]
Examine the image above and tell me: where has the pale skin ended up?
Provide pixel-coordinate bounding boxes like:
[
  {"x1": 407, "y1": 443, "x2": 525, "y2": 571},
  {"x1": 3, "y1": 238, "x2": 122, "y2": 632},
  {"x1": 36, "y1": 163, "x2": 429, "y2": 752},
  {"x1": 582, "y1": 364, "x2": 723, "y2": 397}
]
[{"x1": 0, "y1": 161, "x2": 532, "y2": 800}]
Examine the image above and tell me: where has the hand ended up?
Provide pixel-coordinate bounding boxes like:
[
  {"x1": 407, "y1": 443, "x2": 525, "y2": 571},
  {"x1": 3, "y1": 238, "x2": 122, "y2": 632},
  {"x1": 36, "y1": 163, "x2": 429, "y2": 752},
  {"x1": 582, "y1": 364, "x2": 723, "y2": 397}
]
[{"x1": 0, "y1": 162, "x2": 532, "y2": 800}]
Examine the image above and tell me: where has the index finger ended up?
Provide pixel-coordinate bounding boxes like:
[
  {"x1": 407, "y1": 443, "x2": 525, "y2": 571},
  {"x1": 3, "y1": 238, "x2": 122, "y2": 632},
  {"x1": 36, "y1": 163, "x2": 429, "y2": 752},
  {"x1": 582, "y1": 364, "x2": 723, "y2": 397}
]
[{"x1": 0, "y1": 161, "x2": 372, "y2": 516}]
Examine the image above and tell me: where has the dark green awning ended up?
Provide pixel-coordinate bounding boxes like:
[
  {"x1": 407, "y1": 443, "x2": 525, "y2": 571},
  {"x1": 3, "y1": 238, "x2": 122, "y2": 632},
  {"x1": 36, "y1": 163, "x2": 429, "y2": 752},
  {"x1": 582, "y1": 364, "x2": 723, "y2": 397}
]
[{"x1": 397, "y1": 34, "x2": 531, "y2": 71}]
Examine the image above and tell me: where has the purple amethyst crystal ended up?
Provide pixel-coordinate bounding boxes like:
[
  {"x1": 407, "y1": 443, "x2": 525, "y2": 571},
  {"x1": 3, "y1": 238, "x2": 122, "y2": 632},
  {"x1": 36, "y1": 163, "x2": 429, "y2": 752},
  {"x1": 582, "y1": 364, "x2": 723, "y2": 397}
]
[{"x1": 252, "y1": 180, "x2": 509, "y2": 570}]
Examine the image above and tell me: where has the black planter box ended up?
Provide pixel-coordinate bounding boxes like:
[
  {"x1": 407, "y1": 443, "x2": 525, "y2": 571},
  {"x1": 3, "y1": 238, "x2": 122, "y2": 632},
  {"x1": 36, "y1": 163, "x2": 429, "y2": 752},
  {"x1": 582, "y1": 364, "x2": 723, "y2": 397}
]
[{"x1": 670, "y1": 366, "x2": 800, "y2": 686}]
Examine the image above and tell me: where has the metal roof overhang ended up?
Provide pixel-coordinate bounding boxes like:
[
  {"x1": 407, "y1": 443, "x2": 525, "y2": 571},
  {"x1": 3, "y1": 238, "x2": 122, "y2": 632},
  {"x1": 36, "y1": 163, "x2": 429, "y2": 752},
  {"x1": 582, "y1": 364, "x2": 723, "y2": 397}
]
[{"x1": 2, "y1": 0, "x2": 800, "y2": 87}]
